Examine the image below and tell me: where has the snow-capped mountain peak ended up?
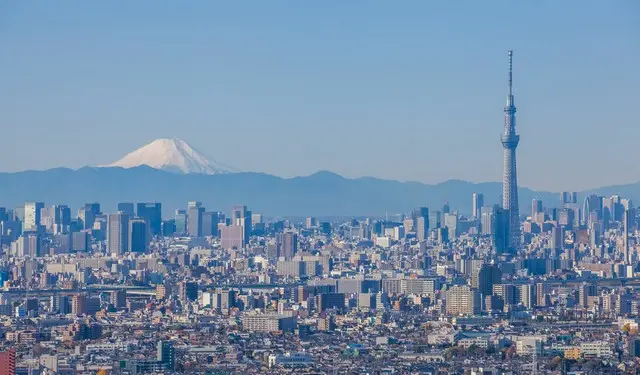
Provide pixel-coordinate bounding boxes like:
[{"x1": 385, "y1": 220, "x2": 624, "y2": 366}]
[{"x1": 104, "y1": 138, "x2": 234, "y2": 174}]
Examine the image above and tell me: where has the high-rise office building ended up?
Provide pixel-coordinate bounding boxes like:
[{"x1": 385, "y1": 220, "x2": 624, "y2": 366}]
[
  {"x1": 444, "y1": 213, "x2": 458, "y2": 240},
  {"x1": 232, "y1": 205, "x2": 252, "y2": 243},
  {"x1": 220, "y1": 225, "x2": 245, "y2": 250},
  {"x1": 117, "y1": 202, "x2": 135, "y2": 216},
  {"x1": 472, "y1": 193, "x2": 484, "y2": 220},
  {"x1": 480, "y1": 206, "x2": 494, "y2": 235},
  {"x1": 24, "y1": 201, "x2": 44, "y2": 232},
  {"x1": 175, "y1": 210, "x2": 187, "y2": 234},
  {"x1": 428, "y1": 210, "x2": 441, "y2": 230},
  {"x1": 129, "y1": 218, "x2": 149, "y2": 253},
  {"x1": 493, "y1": 205, "x2": 510, "y2": 254},
  {"x1": 202, "y1": 211, "x2": 220, "y2": 237},
  {"x1": 531, "y1": 199, "x2": 543, "y2": 216},
  {"x1": 474, "y1": 264, "x2": 502, "y2": 297},
  {"x1": 561, "y1": 192, "x2": 578, "y2": 206},
  {"x1": 162, "y1": 220, "x2": 176, "y2": 237},
  {"x1": 136, "y1": 203, "x2": 162, "y2": 236},
  {"x1": 412, "y1": 207, "x2": 429, "y2": 238},
  {"x1": 55, "y1": 205, "x2": 71, "y2": 233},
  {"x1": 157, "y1": 340, "x2": 175, "y2": 370},
  {"x1": 107, "y1": 212, "x2": 130, "y2": 255},
  {"x1": 281, "y1": 232, "x2": 298, "y2": 259},
  {"x1": 416, "y1": 216, "x2": 428, "y2": 241},
  {"x1": 78, "y1": 203, "x2": 100, "y2": 230},
  {"x1": 251, "y1": 213, "x2": 263, "y2": 226},
  {"x1": 500, "y1": 50, "x2": 521, "y2": 250},
  {"x1": 305, "y1": 217, "x2": 317, "y2": 229},
  {"x1": 582, "y1": 196, "x2": 592, "y2": 225},
  {"x1": 623, "y1": 209, "x2": 632, "y2": 264},
  {"x1": 12, "y1": 234, "x2": 41, "y2": 257},
  {"x1": 187, "y1": 201, "x2": 204, "y2": 237},
  {"x1": 550, "y1": 225, "x2": 563, "y2": 251}
]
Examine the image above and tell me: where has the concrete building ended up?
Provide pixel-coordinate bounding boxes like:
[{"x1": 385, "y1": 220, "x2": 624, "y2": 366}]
[
  {"x1": 241, "y1": 314, "x2": 296, "y2": 333},
  {"x1": 445, "y1": 285, "x2": 480, "y2": 316}
]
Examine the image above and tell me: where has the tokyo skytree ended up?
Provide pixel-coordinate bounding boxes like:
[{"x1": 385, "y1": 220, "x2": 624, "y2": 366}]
[{"x1": 501, "y1": 50, "x2": 520, "y2": 249}]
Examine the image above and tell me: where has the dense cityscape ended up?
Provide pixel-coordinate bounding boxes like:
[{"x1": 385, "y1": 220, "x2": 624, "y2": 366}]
[
  {"x1": 1, "y1": 188, "x2": 639, "y2": 374},
  {"x1": 1, "y1": 49, "x2": 639, "y2": 375},
  {"x1": 1, "y1": 0, "x2": 639, "y2": 371}
]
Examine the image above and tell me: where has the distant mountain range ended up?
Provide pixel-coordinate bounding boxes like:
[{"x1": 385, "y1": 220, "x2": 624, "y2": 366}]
[
  {"x1": 0, "y1": 165, "x2": 637, "y2": 217},
  {"x1": 0, "y1": 138, "x2": 637, "y2": 217}
]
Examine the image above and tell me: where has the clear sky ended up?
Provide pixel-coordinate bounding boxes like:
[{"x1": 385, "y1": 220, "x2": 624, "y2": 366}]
[{"x1": 0, "y1": 1, "x2": 638, "y2": 192}]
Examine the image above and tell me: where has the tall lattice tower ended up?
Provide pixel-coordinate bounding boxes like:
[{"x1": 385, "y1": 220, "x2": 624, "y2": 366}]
[{"x1": 501, "y1": 50, "x2": 520, "y2": 249}]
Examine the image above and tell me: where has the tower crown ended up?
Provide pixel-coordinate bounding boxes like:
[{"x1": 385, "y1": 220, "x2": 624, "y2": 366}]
[{"x1": 504, "y1": 50, "x2": 517, "y2": 136}]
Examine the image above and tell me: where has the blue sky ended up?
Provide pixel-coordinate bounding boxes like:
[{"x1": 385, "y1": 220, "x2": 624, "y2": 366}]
[{"x1": 0, "y1": 1, "x2": 638, "y2": 191}]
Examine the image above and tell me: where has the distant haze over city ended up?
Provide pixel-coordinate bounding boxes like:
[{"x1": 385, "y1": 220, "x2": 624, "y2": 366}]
[{"x1": 1, "y1": 137, "x2": 640, "y2": 216}]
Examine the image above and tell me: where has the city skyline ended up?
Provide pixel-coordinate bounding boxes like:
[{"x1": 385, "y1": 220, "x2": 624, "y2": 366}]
[
  {"x1": 3, "y1": 3, "x2": 640, "y2": 373},
  {"x1": 1, "y1": 1, "x2": 639, "y2": 191}
]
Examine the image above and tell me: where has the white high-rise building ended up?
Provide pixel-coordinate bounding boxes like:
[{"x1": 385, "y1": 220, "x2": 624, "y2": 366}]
[
  {"x1": 24, "y1": 201, "x2": 44, "y2": 232},
  {"x1": 472, "y1": 193, "x2": 484, "y2": 220},
  {"x1": 107, "y1": 212, "x2": 130, "y2": 255}
]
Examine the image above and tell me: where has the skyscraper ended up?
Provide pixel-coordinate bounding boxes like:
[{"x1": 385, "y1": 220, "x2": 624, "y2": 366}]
[
  {"x1": 428, "y1": 210, "x2": 441, "y2": 230},
  {"x1": 129, "y1": 217, "x2": 149, "y2": 253},
  {"x1": 175, "y1": 210, "x2": 187, "y2": 234},
  {"x1": 281, "y1": 232, "x2": 298, "y2": 259},
  {"x1": 472, "y1": 193, "x2": 484, "y2": 220},
  {"x1": 493, "y1": 205, "x2": 510, "y2": 254},
  {"x1": 474, "y1": 263, "x2": 502, "y2": 297},
  {"x1": 78, "y1": 203, "x2": 101, "y2": 230},
  {"x1": 117, "y1": 202, "x2": 135, "y2": 216},
  {"x1": 107, "y1": 212, "x2": 130, "y2": 255},
  {"x1": 416, "y1": 216, "x2": 428, "y2": 241},
  {"x1": 202, "y1": 211, "x2": 219, "y2": 237},
  {"x1": 531, "y1": 199, "x2": 543, "y2": 216},
  {"x1": 187, "y1": 201, "x2": 204, "y2": 237},
  {"x1": 500, "y1": 50, "x2": 520, "y2": 249},
  {"x1": 24, "y1": 201, "x2": 44, "y2": 232},
  {"x1": 232, "y1": 205, "x2": 252, "y2": 243},
  {"x1": 136, "y1": 203, "x2": 162, "y2": 236},
  {"x1": 623, "y1": 209, "x2": 632, "y2": 264}
]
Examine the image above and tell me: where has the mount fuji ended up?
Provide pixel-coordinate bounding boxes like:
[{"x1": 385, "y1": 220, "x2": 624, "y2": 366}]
[{"x1": 104, "y1": 138, "x2": 234, "y2": 175}]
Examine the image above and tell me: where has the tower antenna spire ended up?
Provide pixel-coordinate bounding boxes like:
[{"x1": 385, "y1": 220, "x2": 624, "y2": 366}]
[{"x1": 508, "y1": 50, "x2": 513, "y2": 96}]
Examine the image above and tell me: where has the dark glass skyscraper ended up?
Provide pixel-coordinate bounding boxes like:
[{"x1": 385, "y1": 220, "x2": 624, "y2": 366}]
[
  {"x1": 136, "y1": 202, "x2": 162, "y2": 236},
  {"x1": 128, "y1": 218, "x2": 149, "y2": 253},
  {"x1": 117, "y1": 202, "x2": 135, "y2": 216},
  {"x1": 174, "y1": 210, "x2": 187, "y2": 234}
]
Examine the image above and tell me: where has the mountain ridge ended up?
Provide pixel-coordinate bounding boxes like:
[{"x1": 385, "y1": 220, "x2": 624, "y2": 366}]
[{"x1": 1, "y1": 166, "x2": 638, "y2": 217}]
